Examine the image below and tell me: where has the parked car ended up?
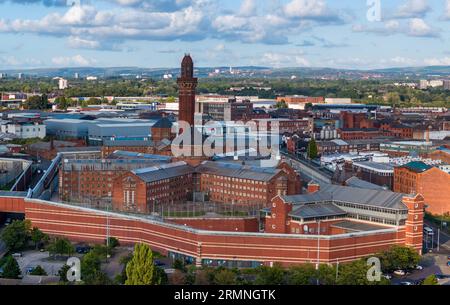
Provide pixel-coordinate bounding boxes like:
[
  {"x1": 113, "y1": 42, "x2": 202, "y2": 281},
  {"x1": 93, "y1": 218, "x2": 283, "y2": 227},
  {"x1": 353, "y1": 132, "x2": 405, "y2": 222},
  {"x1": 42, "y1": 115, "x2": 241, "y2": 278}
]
[
  {"x1": 394, "y1": 270, "x2": 406, "y2": 276},
  {"x1": 435, "y1": 274, "x2": 450, "y2": 280},
  {"x1": 399, "y1": 281, "x2": 413, "y2": 285},
  {"x1": 12, "y1": 253, "x2": 22, "y2": 258},
  {"x1": 75, "y1": 245, "x2": 91, "y2": 254},
  {"x1": 26, "y1": 266, "x2": 35, "y2": 274},
  {"x1": 415, "y1": 265, "x2": 423, "y2": 270},
  {"x1": 154, "y1": 260, "x2": 165, "y2": 267}
]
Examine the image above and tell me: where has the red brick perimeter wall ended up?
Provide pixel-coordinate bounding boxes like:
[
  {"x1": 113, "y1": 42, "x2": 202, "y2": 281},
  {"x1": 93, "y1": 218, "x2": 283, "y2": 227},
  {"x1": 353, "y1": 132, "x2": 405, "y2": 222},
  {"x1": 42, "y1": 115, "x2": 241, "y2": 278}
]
[
  {"x1": 0, "y1": 197, "x2": 407, "y2": 266},
  {"x1": 167, "y1": 217, "x2": 259, "y2": 232}
]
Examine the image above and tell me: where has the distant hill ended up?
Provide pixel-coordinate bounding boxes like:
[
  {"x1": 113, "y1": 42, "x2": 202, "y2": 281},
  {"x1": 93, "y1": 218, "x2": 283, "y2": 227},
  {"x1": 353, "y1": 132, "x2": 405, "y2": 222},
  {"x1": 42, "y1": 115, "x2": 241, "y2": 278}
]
[{"x1": 1, "y1": 65, "x2": 449, "y2": 79}]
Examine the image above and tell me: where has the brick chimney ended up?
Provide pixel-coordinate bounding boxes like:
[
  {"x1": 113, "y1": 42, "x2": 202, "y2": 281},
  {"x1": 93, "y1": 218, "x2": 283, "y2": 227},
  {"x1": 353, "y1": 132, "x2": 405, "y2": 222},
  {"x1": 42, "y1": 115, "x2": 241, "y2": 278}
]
[{"x1": 307, "y1": 181, "x2": 320, "y2": 193}]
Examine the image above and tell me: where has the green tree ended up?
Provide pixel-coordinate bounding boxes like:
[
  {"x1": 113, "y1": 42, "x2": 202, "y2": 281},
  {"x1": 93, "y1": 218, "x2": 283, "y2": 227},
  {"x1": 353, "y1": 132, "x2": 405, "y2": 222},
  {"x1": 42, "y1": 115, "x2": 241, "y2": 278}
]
[
  {"x1": 173, "y1": 259, "x2": 187, "y2": 272},
  {"x1": 0, "y1": 219, "x2": 32, "y2": 251},
  {"x1": 317, "y1": 264, "x2": 336, "y2": 285},
  {"x1": 58, "y1": 264, "x2": 70, "y2": 283},
  {"x1": 287, "y1": 264, "x2": 316, "y2": 285},
  {"x1": 1, "y1": 256, "x2": 21, "y2": 279},
  {"x1": 30, "y1": 227, "x2": 48, "y2": 250},
  {"x1": 377, "y1": 245, "x2": 420, "y2": 272},
  {"x1": 275, "y1": 100, "x2": 288, "y2": 109},
  {"x1": 125, "y1": 243, "x2": 155, "y2": 285},
  {"x1": 254, "y1": 264, "x2": 286, "y2": 285},
  {"x1": 307, "y1": 138, "x2": 318, "y2": 159},
  {"x1": 422, "y1": 275, "x2": 438, "y2": 285},
  {"x1": 47, "y1": 237, "x2": 75, "y2": 257},
  {"x1": 30, "y1": 265, "x2": 47, "y2": 276},
  {"x1": 153, "y1": 266, "x2": 168, "y2": 285},
  {"x1": 24, "y1": 94, "x2": 49, "y2": 110},
  {"x1": 54, "y1": 96, "x2": 70, "y2": 110},
  {"x1": 336, "y1": 259, "x2": 389, "y2": 285},
  {"x1": 105, "y1": 237, "x2": 120, "y2": 249},
  {"x1": 214, "y1": 268, "x2": 237, "y2": 285}
]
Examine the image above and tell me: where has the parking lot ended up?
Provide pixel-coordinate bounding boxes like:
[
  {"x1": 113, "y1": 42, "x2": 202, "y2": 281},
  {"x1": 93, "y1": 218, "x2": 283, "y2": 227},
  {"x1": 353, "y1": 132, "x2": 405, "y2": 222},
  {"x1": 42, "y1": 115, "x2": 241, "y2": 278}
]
[
  {"x1": 15, "y1": 250, "x2": 68, "y2": 276},
  {"x1": 390, "y1": 253, "x2": 450, "y2": 285}
]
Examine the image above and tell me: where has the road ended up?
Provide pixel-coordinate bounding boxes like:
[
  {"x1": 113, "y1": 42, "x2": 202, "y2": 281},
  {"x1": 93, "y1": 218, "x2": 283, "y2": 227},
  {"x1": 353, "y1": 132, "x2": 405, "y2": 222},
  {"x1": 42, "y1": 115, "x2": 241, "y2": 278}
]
[
  {"x1": 281, "y1": 152, "x2": 332, "y2": 185},
  {"x1": 424, "y1": 221, "x2": 450, "y2": 252}
]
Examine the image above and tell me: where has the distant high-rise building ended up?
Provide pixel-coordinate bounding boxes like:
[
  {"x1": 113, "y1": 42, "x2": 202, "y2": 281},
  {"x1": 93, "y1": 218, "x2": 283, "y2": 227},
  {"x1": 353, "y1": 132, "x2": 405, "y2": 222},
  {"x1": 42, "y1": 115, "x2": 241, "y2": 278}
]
[
  {"x1": 59, "y1": 78, "x2": 68, "y2": 90},
  {"x1": 74, "y1": 73, "x2": 79, "y2": 79},
  {"x1": 419, "y1": 80, "x2": 428, "y2": 90},
  {"x1": 443, "y1": 80, "x2": 450, "y2": 90},
  {"x1": 18, "y1": 73, "x2": 23, "y2": 80},
  {"x1": 177, "y1": 54, "x2": 197, "y2": 127},
  {"x1": 429, "y1": 80, "x2": 443, "y2": 87},
  {"x1": 0, "y1": 73, "x2": 6, "y2": 79}
]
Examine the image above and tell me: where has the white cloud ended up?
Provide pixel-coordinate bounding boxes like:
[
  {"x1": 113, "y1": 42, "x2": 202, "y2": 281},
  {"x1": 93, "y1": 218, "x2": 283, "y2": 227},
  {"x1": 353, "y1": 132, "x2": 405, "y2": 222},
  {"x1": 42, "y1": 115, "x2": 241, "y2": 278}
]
[
  {"x1": 445, "y1": 0, "x2": 450, "y2": 19},
  {"x1": 260, "y1": 52, "x2": 310, "y2": 68},
  {"x1": 51, "y1": 54, "x2": 95, "y2": 66},
  {"x1": 424, "y1": 57, "x2": 450, "y2": 66},
  {"x1": 408, "y1": 18, "x2": 437, "y2": 37},
  {"x1": 352, "y1": 18, "x2": 438, "y2": 38},
  {"x1": 0, "y1": 55, "x2": 42, "y2": 67},
  {"x1": 395, "y1": 0, "x2": 430, "y2": 18},
  {"x1": 239, "y1": 0, "x2": 257, "y2": 17},
  {"x1": 283, "y1": 0, "x2": 329, "y2": 18},
  {"x1": 67, "y1": 36, "x2": 101, "y2": 49}
]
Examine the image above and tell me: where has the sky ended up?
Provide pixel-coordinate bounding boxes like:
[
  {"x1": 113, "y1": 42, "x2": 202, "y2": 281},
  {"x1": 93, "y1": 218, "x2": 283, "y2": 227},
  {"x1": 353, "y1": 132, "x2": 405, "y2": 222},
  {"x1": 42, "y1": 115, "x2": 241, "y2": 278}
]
[{"x1": 0, "y1": 0, "x2": 449, "y2": 70}]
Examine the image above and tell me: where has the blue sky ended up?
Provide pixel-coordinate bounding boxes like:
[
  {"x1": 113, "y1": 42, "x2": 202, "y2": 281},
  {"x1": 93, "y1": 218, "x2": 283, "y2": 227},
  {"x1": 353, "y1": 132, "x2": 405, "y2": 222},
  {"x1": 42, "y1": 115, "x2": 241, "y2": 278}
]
[{"x1": 0, "y1": 0, "x2": 449, "y2": 70}]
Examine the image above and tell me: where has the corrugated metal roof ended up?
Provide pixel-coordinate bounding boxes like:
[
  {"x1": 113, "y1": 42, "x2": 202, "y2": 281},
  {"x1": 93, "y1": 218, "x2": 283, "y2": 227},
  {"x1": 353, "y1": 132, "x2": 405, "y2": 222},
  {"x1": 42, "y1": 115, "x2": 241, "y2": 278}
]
[
  {"x1": 282, "y1": 184, "x2": 406, "y2": 209},
  {"x1": 289, "y1": 203, "x2": 346, "y2": 219}
]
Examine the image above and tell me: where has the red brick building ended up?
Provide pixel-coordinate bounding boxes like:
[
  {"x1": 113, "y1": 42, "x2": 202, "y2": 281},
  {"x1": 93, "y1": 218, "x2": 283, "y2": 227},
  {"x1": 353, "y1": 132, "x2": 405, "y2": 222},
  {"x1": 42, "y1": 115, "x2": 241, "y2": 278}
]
[
  {"x1": 112, "y1": 161, "x2": 194, "y2": 213},
  {"x1": 277, "y1": 96, "x2": 324, "y2": 105},
  {"x1": 380, "y1": 123, "x2": 414, "y2": 139},
  {"x1": 252, "y1": 118, "x2": 314, "y2": 135},
  {"x1": 337, "y1": 128, "x2": 381, "y2": 140},
  {"x1": 59, "y1": 156, "x2": 172, "y2": 203},
  {"x1": 110, "y1": 160, "x2": 302, "y2": 213},
  {"x1": 394, "y1": 161, "x2": 450, "y2": 215},
  {"x1": 264, "y1": 185, "x2": 424, "y2": 255},
  {"x1": 340, "y1": 111, "x2": 373, "y2": 129}
]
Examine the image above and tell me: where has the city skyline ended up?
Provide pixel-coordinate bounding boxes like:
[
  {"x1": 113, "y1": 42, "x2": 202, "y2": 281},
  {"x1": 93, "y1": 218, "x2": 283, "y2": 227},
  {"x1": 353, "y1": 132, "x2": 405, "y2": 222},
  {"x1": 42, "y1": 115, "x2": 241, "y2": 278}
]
[{"x1": 0, "y1": 0, "x2": 449, "y2": 70}]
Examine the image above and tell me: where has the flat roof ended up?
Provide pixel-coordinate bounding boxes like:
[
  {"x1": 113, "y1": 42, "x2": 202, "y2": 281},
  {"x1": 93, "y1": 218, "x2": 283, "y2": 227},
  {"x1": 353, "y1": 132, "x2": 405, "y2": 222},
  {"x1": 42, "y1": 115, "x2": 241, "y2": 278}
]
[{"x1": 331, "y1": 220, "x2": 387, "y2": 232}]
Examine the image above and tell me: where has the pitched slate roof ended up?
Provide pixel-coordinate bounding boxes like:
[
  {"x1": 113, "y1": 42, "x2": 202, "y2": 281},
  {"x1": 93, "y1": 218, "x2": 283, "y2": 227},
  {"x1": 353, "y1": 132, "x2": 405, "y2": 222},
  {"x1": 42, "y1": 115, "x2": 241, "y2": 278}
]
[
  {"x1": 281, "y1": 184, "x2": 406, "y2": 210},
  {"x1": 345, "y1": 177, "x2": 385, "y2": 190},
  {"x1": 152, "y1": 117, "x2": 173, "y2": 128},
  {"x1": 195, "y1": 161, "x2": 282, "y2": 182},
  {"x1": 132, "y1": 161, "x2": 194, "y2": 183}
]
